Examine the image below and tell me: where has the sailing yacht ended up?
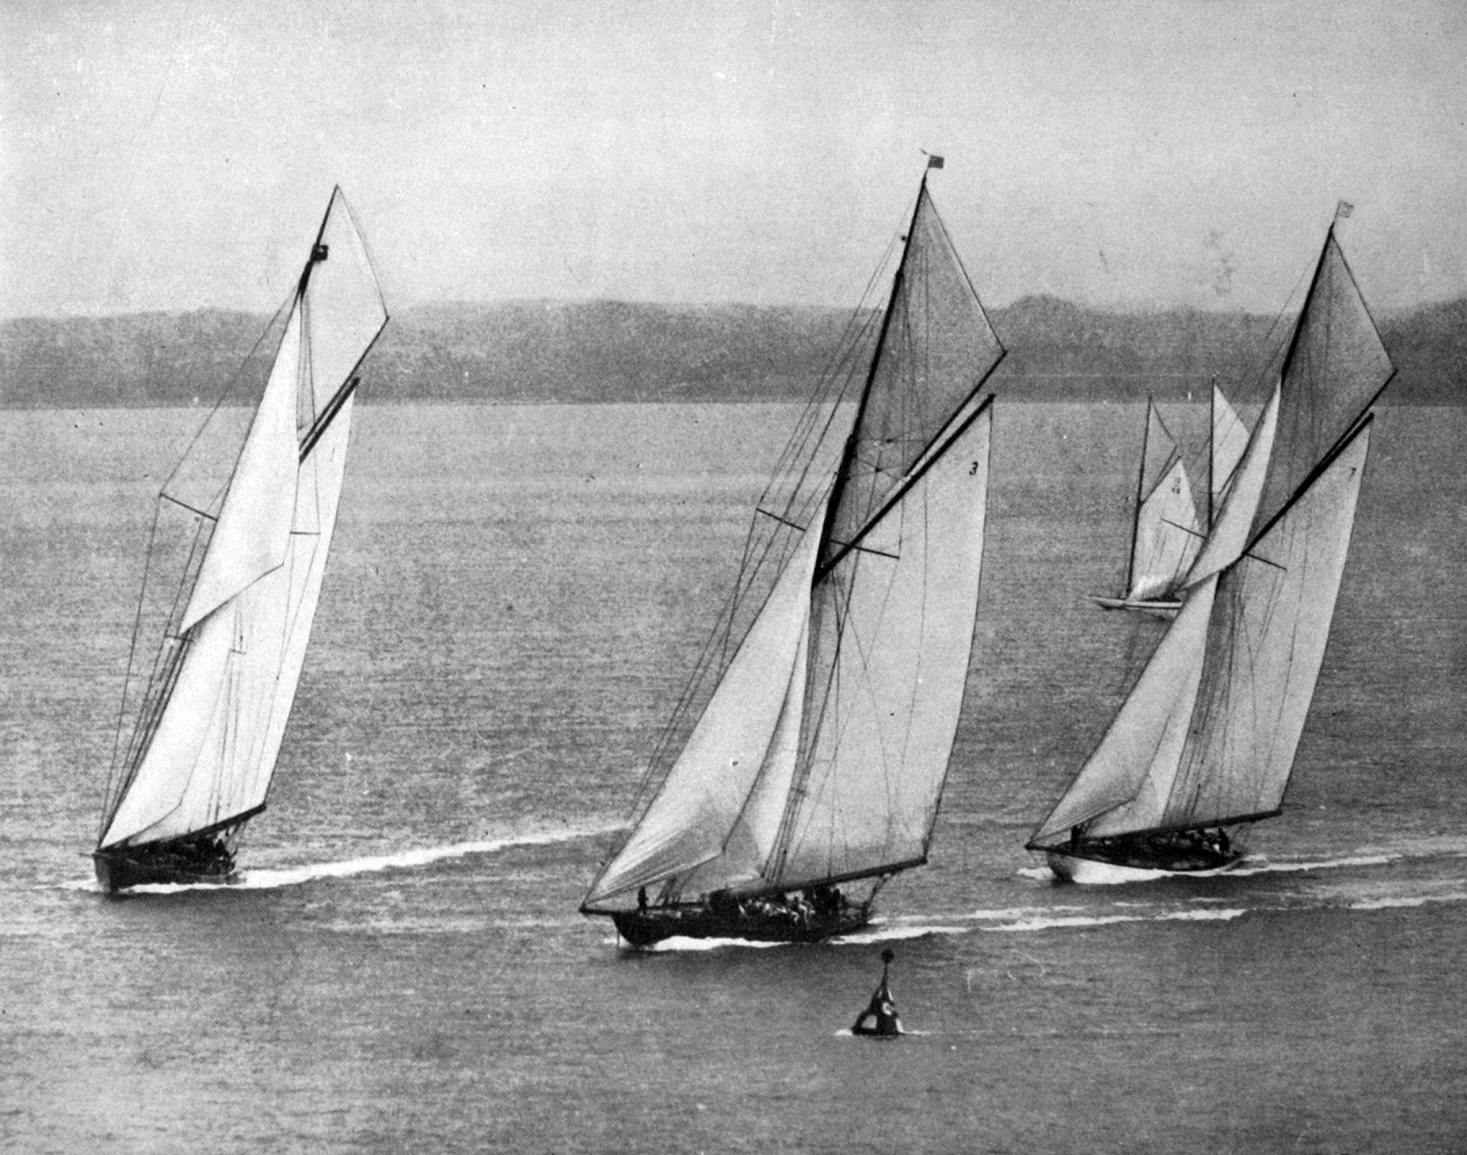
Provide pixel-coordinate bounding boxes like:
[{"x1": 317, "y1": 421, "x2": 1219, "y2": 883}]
[
  {"x1": 1032, "y1": 218, "x2": 1394, "y2": 883},
  {"x1": 580, "y1": 162, "x2": 1005, "y2": 945},
  {"x1": 1091, "y1": 382, "x2": 1252, "y2": 616},
  {"x1": 93, "y1": 188, "x2": 388, "y2": 892},
  {"x1": 1090, "y1": 399, "x2": 1203, "y2": 615}
]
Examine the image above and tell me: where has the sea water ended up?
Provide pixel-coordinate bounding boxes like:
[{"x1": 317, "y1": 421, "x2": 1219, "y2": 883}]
[{"x1": 1, "y1": 402, "x2": 1464, "y2": 1154}]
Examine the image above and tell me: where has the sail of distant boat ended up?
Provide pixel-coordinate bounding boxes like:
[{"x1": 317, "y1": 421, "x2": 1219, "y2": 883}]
[
  {"x1": 1118, "y1": 399, "x2": 1202, "y2": 607},
  {"x1": 581, "y1": 170, "x2": 1005, "y2": 944},
  {"x1": 1035, "y1": 220, "x2": 1393, "y2": 882},
  {"x1": 93, "y1": 187, "x2": 388, "y2": 892},
  {"x1": 1209, "y1": 380, "x2": 1250, "y2": 523}
]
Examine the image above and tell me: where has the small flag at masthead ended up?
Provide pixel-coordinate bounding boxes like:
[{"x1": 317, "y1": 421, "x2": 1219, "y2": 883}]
[
  {"x1": 926, "y1": 154, "x2": 945, "y2": 170},
  {"x1": 1334, "y1": 200, "x2": 1354, "y2": 220}
]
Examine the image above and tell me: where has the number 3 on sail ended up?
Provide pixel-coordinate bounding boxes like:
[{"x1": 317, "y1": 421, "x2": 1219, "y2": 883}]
[
  {"x1": 1031, "y1": 215, "x2": 1395, "y2": 884},
  {"x1": 92, "y1": 189, "x2": 389, "y2": 893},
  {"x1": 580, "y1": 164, "x2": 1006, "y2": 946}
]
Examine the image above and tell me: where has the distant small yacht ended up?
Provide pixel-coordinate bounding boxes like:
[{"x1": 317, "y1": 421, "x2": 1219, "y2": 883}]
[
  {"x1": 1037, "y1": 217, "x2": 1394, "y2": 883},
  {"x1": 93, "y1": 188, "x2": 388, "y2": 893},
  {"x1": 1090, "y1": 383, "x2": 1250, "y2": 617}
]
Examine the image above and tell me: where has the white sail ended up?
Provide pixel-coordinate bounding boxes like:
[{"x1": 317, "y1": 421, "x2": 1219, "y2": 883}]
[
  {"x1": 1182, "y1": 384, "x2": 1280, "y2": 587},
  {"x1": 1128, "y1": 455, "x2": 1201, "y2": 600},
  {"x1": 1158, "y1": 427, "x2": 1371, "y2": 826},
  {"x1": 583, "y1": 515, "x2": 824, "y2": 905},
  {"x1": 1210, "y1": 382, "x2": 1250, "y2": 518},
  {"x1": 179, "y1": 308, "x2": 303, "y2": 632},
  {"x1": 766, "y1": 406, "x2": 992, "y2": 890},
  {"x1": 100, "y1": 189, "x2": 386, "y2": 850},
  {"x1": 1031, "y1": 575, "x2": 1218, "y2": 843}
]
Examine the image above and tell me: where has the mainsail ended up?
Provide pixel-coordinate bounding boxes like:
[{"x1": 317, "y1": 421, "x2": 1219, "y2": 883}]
[
  {"x1": 584, "y1": 176, "x2": 1004, "y2": 911},
  {"x1": 1030, "y1": 223, "x2": 1392, "y2": 852},
  {"x1": 1125, "y1": 400, "x2": 1202, "y2": 601},
  {"x1": 97, "y1": 188, "x2": 388, "y2": 857}
]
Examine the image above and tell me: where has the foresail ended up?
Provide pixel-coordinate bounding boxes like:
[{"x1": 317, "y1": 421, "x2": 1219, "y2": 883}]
[
  {"x1": 1029, "y1": 575, "x2": 1218, "y2": 845},
  {"x1": 823, "y1": 184, "x2": 1003, "y2": 562},
  {"x1": 1210, "y1": 383, "x2": 1250, "y2": 519},
  {"x1": 582, "y1": 515, "x2": 824, "y2": 906},
  {"x1": 765, "y1": 405, "x2": 991, "y2": 891},
  {"x1": 1183, "y1": 384, "x2": 1280, "y2": 587},
  {"x1": 1157, "y1": 424, "x2": 1372, "y2": 827},
  {"x1": 178, "y1": 306, "x2": 302, "y2": 632}
]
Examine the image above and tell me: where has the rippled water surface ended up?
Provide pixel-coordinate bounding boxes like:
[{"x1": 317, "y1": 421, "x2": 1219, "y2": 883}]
[{"x1": 2, "y1": 402, "x2": 1464, "y2": 1153}]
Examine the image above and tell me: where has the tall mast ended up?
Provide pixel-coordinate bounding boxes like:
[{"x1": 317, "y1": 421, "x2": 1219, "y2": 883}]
[
  {"x1": 1126, "y1": 397, "x2": 1155, "y2": 595},
  {"x1": 813, "y1": 173, "x2": 932, "y2": 564}
]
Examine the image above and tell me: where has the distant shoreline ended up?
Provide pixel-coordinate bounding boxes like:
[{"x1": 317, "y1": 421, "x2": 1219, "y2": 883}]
[{"x1": 3, "y1": 296, "x2": 1462, "y2": 407}]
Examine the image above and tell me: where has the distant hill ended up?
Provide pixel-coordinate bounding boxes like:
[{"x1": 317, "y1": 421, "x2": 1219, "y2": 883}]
[{"x1": 2, "y1": 296, "x2": 1461, "y2": 407}]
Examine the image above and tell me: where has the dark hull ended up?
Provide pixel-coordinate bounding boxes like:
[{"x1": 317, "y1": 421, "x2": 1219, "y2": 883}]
[
  {"x1": 608, "y1": 901, "x2": 871, "y2": 948},
  {"x1": 93, "y1": 837, "x2": 238, "y2": 893}
]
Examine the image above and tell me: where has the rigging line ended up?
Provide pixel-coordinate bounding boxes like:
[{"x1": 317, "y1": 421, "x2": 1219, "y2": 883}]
[
  {"x1": 159, "y1": 291, "x2": 295, "y2": 503},
  {"x1": 754, "y1": 507, "x2": 811, "y2": 532},
  {"x1": 334, "y1": 186, "x2": 393, "y2": 324},
  {"x1": 634, "y1": 299, "x2": 885, "y2": 808},
  {"x1": 159, "y1": 492, "x2": 218, "y2": 520},
  {"x1": 1161, "y1": 518, "x2": 1207, "y2": 540},
  {"x1": 1127, "y1": 397, "x2": 1154, "y2": 593},
  {"x1": 924, "y1": 181, "x2": 1003, "y2": 356},
  {"x1": 119, "y1": 511, "x2": 212, "y2": 789},
  {"x1": 759, "y1": 241, "x2": 894, "y2": 511},
  {"x1": 818, "y1": 178, "x2": 930, "y2": 566},
  {"x1": 102, "y1": 503, "x2": 163, "y2": 839}
]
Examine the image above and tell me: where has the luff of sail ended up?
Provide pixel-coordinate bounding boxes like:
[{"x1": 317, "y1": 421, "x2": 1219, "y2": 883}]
[
  {"x1": 98, "y1": 188, "x2": 387, "y2": 856},
  {"x1": 1127, "y1": 401, "x2": 1201, "y2": 601},
  {"x1": 583, "y1": 175, "x2": 1004, "y2": 920},
  {"x1": 1209, "y1": 382, "x2": 1250, "y2": 522},
  {"x1": 1030, "y1": 221, "x2": 1393, "y2": 857}
]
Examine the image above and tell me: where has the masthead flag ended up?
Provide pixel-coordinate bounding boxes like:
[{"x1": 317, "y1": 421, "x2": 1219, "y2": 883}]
[
  {"x1": 926, "y1": 154, "x2": 945, "y2": 170},
  {"x1": 1335, "y1": 200, "x2": 1355, "y2": 220}
]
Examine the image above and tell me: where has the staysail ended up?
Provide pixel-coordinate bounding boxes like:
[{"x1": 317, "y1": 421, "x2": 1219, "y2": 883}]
[
  {"x1": 584, "y1": 176, "x2": 1004, "y2": 909},
  {"x1": 1029, "y1": 221, "x2": 1392, "y2": 851},
  {"x1": 1125, "y1": 400, "x2": 1202, "y2": 601},
  {"x1": 98, "y1": 188, "x2": 387, "y2": 853}
]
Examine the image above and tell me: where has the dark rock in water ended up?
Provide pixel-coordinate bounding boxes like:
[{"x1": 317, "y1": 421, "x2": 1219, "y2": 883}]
[{"x1": 852, "y1": 948, "x2": 904, "y2": 1037}]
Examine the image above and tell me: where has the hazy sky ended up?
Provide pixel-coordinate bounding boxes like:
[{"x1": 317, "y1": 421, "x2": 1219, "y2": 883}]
[{"x1": 3, "y1": 0, "x2": 1464, "y2": 318}]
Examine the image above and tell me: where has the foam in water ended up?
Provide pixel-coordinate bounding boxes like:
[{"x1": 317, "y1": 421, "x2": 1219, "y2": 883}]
[
  {"x1": 1349, "y1": 891, "x2": 1467, "y2": 911},
  {"x1": 633, "y1": 935, "x2": 787, "y2": 952},
  {"x1": 69, "y1": 822, "x2": 619, "y2": 894},
  {"x1": 986, "y1": 908, "x2": 1247, "y2": 934}
]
